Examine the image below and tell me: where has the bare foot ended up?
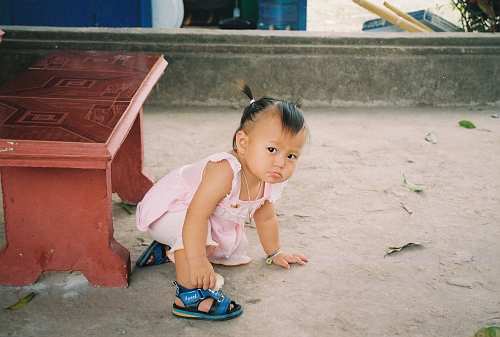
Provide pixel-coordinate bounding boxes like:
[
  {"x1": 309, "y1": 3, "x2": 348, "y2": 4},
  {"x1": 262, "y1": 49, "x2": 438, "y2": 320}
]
[{"x1": 175, "y1": 297, "x2": 214, "y2": 312}]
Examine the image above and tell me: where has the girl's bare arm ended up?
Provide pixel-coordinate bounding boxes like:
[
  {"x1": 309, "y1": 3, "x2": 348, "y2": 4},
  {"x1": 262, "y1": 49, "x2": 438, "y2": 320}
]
[
  {"x1": 183, "y1": 160, "x2": 233, "y2": 288},
  {"x1": 254, "y1": 201, "x2": 308, "y2": 269},
  {"x1": 253, "y1": 200, "x2": 280, "y2": 255}
]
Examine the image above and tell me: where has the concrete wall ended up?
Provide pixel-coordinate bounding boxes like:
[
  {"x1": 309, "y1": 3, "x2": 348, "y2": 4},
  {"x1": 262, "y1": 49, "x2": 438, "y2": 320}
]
[{"x1": 0, "y1": 26, "x2": 499, "y2": 108}]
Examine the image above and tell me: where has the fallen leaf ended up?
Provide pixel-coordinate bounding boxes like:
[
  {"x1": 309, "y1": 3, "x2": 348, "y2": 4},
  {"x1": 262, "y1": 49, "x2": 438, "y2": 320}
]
[
  {"x1": 491, "y1": 113, "x2": 499, "y2": 119},
  {"x1": 445, "y1": 278, "x2": 473, "y2": 289},
  {"x1": 385, "y1": 242, "x2": 423, "y2": 256},
  {"x1": 424, "y1": 132, "x2": 437, "y2": 144},
  {"x1": 400, "y1": 202, "x2": 413, "y2": 215},
  {"x1": 119, "y1": 202, "x2": 136, "y2": 215},
  {"x1": 474, "y1": 326, "x2": 500, "y2": 337},
  {"x1": 136, "y1": 237, "x2": 149, "y2": 246},
  {"x1": 459, "y1": 120, "x2": 476, "y2": 129},
  {"x1": 402, "y1": 174, "x2": 424, "y2": 193},
  {"x1": 5, "y1": 292, "x2": 37, "y2": 310},
  {"x1": 293, "y1": 214, "x2": 311, "y2": 218}
]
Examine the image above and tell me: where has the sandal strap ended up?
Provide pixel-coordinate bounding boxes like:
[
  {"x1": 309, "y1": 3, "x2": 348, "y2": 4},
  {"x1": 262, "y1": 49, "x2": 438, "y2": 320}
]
[
  {"x1": 151, "y1": 243, "x2": 168, "y2": 264},
  {"x1": 175, "y1": 282, "x2": 231, "y2": 314},
  {"x1": 136, "y1": 241, "x2": 170, "y2": 267}
]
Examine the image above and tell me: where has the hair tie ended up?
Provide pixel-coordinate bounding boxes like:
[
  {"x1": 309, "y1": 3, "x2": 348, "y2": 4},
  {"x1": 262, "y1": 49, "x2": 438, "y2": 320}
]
[{"x1": 249, "y1": 99, "x2": 255, "y2": 104}]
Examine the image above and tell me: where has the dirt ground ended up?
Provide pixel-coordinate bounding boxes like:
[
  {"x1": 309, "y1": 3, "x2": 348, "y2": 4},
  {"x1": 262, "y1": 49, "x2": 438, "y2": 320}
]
[{"x1": 0, "y1": 107, "x2": 499, "y2": 337}]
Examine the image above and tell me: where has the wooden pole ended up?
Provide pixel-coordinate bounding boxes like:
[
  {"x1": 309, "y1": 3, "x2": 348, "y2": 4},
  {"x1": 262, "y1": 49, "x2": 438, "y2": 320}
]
[
  {"x1": 352, "y1": 0, "x2": 427, "y2": 32},
  {"x1": 383, "y1": 1, "x2": 433, "y2": 32}
]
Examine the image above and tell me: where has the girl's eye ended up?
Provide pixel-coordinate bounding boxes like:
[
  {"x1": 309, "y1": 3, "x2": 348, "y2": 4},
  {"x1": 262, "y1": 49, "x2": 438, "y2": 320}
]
[
  {"x1": 267, "y1": 146, "x2": 277, "y2": 153},
  {"x1": 288, "y1": 153, "x2": 298, "y2": 160}
]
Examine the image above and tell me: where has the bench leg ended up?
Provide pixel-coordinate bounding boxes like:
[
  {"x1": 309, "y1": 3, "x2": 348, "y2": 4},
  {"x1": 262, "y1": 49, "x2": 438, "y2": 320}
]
[
  {"x1": 112, "y1": 109, "x2": 154, "y2": 204},
  {"x1": 0, "y1": 167, "x2": 130, "y2": 287}
]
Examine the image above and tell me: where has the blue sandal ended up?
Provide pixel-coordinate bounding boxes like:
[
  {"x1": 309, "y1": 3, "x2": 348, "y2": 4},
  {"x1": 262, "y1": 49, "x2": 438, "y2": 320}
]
[
  {"x1": 172, "y1": 282, "x2": 243, "y2": 321},
  {"x1": 136, "y1": 241, "x2": 171, "y2": 267}
]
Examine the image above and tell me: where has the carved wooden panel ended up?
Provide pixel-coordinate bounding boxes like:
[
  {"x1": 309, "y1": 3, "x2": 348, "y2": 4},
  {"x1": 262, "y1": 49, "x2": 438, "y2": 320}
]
[
  {"x1": 0, "y1": 70, "x2": 143, "y2": 102},
  {"x1": 0, "y1": 51, "x2": 164, "y2": 143},
  {"x1": 29, "y1": 51, "x2": 161, "y2": 74},
  {"x1": 0, "y1": 97, "x2": 127, "y2": 142}
]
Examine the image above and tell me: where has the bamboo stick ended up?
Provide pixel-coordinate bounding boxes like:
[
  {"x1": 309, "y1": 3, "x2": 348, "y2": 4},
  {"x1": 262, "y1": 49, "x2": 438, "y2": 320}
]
[
  {"x1": 352, "y1": 0, "x2": 427, "y2": 32},
  {"x1": 383, "y1": 1, "x2": 433, "y2": 32}
]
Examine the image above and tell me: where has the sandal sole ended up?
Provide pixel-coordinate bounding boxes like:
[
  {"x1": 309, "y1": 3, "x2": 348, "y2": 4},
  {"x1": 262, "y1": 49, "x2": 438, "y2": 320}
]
[{"x1": 172, "y1": 307, "x2": 243, "y2": 321}]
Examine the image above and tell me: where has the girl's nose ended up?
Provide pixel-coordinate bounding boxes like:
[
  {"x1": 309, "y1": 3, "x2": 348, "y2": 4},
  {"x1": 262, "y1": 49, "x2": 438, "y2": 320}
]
[{"x1": 274, "y1": 155, "x2": 285, "y2": 168}]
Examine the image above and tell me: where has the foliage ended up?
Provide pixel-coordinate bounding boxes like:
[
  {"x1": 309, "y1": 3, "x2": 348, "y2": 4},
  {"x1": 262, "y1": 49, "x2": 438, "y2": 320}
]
[{"x1": 452, "y1": 0, "x2": 500, "y2": 32}]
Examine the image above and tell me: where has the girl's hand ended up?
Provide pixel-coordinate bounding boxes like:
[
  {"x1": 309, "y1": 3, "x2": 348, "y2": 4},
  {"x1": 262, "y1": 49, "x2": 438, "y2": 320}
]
[
  {"x1": 187, "y1": 256, "x2": 216, "y2": 290},
  {"x1": 272, "y1": 252, "x2": 308, "y2": 269}
]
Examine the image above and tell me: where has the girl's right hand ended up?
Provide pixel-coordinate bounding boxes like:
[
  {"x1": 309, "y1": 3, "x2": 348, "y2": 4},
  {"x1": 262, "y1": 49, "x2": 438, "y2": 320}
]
[{"x1": 187, "y1": 256, "x2": 216, "y2": 290}]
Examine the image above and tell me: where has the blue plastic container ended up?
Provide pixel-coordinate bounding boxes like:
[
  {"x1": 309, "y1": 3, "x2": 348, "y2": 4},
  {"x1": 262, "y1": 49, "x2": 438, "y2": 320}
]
[{"x1": 258, "y1": 0, "x2": 307, "y2": 30}]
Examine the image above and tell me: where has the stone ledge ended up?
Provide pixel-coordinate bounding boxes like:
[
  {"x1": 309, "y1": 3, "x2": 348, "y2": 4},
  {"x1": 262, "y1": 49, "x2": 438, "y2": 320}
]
[{"x1": 1, "y1": 26, "x2": 499, "y2": 107}]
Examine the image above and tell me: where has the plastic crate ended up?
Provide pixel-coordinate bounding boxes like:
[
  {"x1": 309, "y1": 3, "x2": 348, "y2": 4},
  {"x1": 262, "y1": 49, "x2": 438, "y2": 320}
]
[{"x1": 362, "y1": 9, "x2": 462, "y2": 32}]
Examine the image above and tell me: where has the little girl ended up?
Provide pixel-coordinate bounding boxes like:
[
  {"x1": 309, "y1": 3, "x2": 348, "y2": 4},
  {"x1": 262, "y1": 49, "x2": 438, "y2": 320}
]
[{"x1": 135, "y1": 84, "x2": 309, "y2": 321}]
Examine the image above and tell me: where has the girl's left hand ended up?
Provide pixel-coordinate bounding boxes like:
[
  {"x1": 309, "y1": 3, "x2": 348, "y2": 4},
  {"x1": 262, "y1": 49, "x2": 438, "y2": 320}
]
[{"x1": 272, "y1": 252, "x2": 308, "y2": 269}]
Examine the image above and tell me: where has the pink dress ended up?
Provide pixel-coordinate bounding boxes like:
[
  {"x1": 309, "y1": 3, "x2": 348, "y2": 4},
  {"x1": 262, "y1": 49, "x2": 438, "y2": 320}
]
[{"x1": 136, "y1": 152, "x2": 286, "y2": 265}]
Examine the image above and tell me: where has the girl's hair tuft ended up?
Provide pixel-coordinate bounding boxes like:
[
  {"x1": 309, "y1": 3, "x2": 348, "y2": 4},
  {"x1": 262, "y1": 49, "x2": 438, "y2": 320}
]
[{"x1": 237, "y1": 80, "x2": 254, "y2": 101}]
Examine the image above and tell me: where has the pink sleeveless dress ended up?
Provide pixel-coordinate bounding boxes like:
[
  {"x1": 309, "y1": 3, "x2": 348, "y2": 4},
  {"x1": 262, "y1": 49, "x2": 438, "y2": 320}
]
[{"x1": 136, "y1": 152, "x2": 286, "y2": 265}]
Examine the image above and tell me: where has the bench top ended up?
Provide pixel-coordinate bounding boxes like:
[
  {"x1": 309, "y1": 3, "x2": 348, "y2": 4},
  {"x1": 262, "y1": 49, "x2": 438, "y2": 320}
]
[{"x1": 0, "y1": 51, "x2": 167, "y2": 168}]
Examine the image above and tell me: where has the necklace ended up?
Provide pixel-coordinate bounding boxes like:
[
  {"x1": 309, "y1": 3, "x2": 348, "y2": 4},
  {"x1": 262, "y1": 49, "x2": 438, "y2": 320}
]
[{"x1": 241, "y1": 169, "x2": 262, "y2": 224}]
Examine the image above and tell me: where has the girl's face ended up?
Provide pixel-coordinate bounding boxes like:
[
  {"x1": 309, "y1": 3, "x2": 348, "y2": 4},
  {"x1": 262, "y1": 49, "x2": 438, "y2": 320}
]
[{"x1": 236, "y1": 112, "x2": 307, "y2": 184}]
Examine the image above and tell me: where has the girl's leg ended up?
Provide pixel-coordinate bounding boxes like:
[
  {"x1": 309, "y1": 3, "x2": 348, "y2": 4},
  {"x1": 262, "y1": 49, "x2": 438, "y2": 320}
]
[
  {"x1": 173, "y1": 249, "x2": 214, "y2": 312},
  {"x1": 147, "y1": 211, "x2": 227, "y2": 313}
]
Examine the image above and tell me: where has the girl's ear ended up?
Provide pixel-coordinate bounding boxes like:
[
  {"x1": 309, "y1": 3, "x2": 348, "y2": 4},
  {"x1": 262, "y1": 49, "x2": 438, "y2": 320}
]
[{"x1": 235, "y1": 130, "x2": 248, "y2": 154}]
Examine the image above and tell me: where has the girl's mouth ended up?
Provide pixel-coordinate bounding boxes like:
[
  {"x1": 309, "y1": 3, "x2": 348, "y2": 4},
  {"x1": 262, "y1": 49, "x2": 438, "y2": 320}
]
[{"x1": 268, "y1": 171, "x2": 282, "y2": 179}]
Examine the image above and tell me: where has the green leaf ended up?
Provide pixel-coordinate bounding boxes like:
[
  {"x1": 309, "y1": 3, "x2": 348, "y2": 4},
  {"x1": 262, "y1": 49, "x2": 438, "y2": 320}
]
[
  {"x1": 474, "y1": 326, "x2": 500, "y2": 337},
  {"x1": 119, "y1": 202, "x2": 136, "y2": 215},
  {"x1": 459, "y1": 120, "x2": 476, "y2": 129},
  {"x1": 5, "y1": 292, "x2": 37, "y2": 310},
  {"x1": 385, "y1": 242, "x2": 423, "y2": 257},
  {"x1": 477, "y1": 0, "x2": 496, "y2": 19},
  {"x1": 402, "y1": 174, "x2": 424, "y2": 193}
]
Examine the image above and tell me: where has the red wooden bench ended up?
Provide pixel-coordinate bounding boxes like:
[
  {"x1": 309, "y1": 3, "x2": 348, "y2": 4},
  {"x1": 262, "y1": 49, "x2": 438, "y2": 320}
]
[{"x1": 0, "y1": 51, "x2": 167, "y2": 287}]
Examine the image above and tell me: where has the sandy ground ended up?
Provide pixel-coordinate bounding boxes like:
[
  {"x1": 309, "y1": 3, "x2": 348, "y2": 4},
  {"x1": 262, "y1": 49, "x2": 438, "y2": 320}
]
[{"x1": 0, "y1": 107, "x2": 499, "y2": 337}]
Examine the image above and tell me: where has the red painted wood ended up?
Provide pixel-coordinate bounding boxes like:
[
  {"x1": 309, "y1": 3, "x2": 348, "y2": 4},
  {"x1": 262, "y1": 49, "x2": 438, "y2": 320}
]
[
  {"x1": 30, "y1": 51, "x2": 162, "y2": 74},
  {"x1": 0, "y1": 167, "x2": 130, "y2": 286},
  {"x1": 0, "y1": 51, "x2": 167, "y2": 287},
  {"x1": 106, "y1": 56, "x2": 167, "y2": 158},
  {"x1": 0, "y1": 69, "x2": 145, "y2": 102},
  {"x1": 0, "y1": 96, "x2": 129, "y2": 142},
  {"x1": 0, "y1": 139, "x2": 110, "y2": 169},
  {"x1": 112, "y1": 109, "x2": 154, "y2": 204}
]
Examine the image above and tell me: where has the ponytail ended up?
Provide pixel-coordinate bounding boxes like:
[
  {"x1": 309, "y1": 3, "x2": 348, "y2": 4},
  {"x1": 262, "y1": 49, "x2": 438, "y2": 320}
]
[{"x1": 233, "y1": 81, "x2": 305, "y2": 151}]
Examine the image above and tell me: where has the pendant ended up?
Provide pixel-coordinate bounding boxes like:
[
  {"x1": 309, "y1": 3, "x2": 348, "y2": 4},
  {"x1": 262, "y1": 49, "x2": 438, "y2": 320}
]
[{"x1": 245, "y1": 209, "x2": 252, "y2": 225}]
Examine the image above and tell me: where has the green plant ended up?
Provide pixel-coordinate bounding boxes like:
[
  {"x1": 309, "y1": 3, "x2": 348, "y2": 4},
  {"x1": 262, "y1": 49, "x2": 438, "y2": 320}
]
[{"x1": 452, "y1": 0, "x2": 500, "y2": 32}]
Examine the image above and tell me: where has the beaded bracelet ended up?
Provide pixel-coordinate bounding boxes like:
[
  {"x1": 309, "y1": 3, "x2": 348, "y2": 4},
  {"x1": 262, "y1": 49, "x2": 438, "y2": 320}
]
[{"x1": 265, "y1": 248, "x2": 282, "y2": 265}]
